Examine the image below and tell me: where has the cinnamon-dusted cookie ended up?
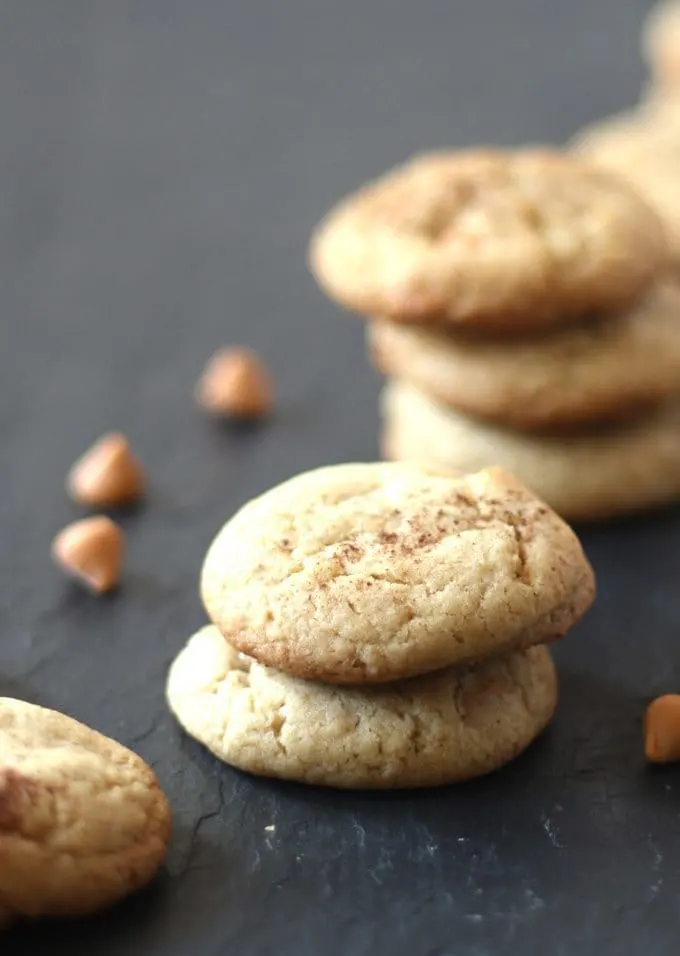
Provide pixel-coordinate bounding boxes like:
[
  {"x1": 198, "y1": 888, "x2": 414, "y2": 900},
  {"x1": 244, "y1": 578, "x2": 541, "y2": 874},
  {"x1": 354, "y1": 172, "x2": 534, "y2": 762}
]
[
  {"x1": 573, "y1": 112, "x2": 680, "y2": 265},
  {"x1": 383, "y1": 380, "x2": 680, "y2": 522},
  {"x1": 369, "y1": 282, "x2": 680, "y2": 430},
  {"x1": 167, "y1": 626, "x2": 557, "y2": 789},
  {"x1": 309, "y1": 149, "x2": 666, "y2": 330},
  {"x1": 201, "y1": 462, "x2": 594, "y2": 684},
  {"x1": 0, "y1": 698, "x2": 171, "y2": 923}
]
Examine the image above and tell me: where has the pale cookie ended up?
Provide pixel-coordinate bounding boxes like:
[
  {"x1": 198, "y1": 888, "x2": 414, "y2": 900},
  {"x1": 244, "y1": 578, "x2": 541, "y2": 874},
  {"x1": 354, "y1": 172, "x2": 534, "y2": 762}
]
[
  {"x1": 383, "y1": 381, "x2": 680, "y2": 522},
  {"x1": 309, "y1": 148, "x2": 667, "y2": 331},
  {"x1": 369, "y1": 281, "x2": 680, "y2": 430},
  {"x1": 201, "y1": 462, "x2": 594, "y2": 684},
  {"x1": 0, "y1": 698, "x2": 171, "y2": 922},
  {"x1": 643, "y1": 1, "x2": 680, "y2": 90},
  {"x1": 574, "y1": 113, "x2": 680, "y2": 264},
  {"x1": 167, "y1": 625, "x2": 557, "y2": 789}
]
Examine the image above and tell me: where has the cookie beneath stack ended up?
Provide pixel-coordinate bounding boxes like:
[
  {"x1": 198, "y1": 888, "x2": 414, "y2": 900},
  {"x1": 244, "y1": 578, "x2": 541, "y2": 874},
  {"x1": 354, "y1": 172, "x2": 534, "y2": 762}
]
[
  {"x1": 383, "y1": 381, "x2": 680, "y2": 524},
  {"x1": 370, "y1": 281, "x2": 680, "y2": 431},
  {"x1": 167, "y1": 627, "x2": 557, "y2": 790},
  {"x1": 167, "y1": 463, "x2": 595, "y2": 788},
  {"x1": 374, "y1": 278, "x2": 680, "y2": 520}
]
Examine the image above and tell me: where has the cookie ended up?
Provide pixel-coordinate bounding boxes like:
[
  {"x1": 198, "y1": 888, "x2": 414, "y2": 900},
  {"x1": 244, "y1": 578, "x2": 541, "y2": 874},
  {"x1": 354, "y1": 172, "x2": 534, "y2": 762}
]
[
  {"x1": 383, "y1": 380, "x2": 680, "y2": 522},
  {"x1": 573, "y1": 113, "x2": 680, "y2": 264},
  {"x1": 369, "y1": 281, "x2": 680, "y2": 430},
  {"x1": 643, "y1": 1, "x2": 680, "y2": 90},
  {"x1": 0, "y1": 698, "x2": 171, "y2": 922},
  {"x1": 167, "y1": 625, "x2": 557, "y2": 789},
  {"x1": 201, "y1": 462, "x2": 594, "y2": 684},
  {"x1": 309, "y1": 149, "x2": 667, "y2": 331}
]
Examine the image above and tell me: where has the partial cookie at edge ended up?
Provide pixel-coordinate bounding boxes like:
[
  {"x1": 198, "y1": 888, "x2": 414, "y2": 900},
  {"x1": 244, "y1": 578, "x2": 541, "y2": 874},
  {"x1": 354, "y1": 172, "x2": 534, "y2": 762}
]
[
  {"x1": 167, "y1": 626, "x2": 558, "y2": 789},
  {"x1": 573, "y1": 113, "x2": 680, "y2": 264},
  {"x1": 0, "y1": 698, "x2": 171, "y2": 921},
  {"x1": 643, "y1": 1, "x2": 680, "y2": 89}
]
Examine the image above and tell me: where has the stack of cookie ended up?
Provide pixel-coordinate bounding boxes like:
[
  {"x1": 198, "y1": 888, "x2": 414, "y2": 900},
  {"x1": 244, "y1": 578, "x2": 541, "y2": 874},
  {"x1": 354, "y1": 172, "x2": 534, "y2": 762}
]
[
  {"x1": 167, "y1": 462, "x2": 595, "y2": 789},
  {"x1": 309, "y1": 148, "x2": 680, "y2": 521}
]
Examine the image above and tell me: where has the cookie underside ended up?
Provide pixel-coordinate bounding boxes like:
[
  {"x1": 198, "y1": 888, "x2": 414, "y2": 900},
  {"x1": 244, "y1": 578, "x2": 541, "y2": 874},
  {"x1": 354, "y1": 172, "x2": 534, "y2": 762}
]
[{"x1": 167, "y1": 626, "x2": 558, "y2": 790}]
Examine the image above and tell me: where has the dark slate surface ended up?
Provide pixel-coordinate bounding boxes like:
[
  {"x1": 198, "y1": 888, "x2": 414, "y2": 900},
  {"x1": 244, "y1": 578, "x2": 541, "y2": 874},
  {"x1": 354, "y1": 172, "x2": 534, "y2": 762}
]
[{"x1": 1, "y1": 1, "x2": 676, "y2": 954}]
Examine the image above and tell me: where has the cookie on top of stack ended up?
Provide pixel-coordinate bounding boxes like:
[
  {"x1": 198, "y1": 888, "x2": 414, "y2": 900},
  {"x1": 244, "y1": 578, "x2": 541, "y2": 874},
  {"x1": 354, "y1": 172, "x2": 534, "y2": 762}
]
[
  {"x1": 167, "y1": 462, "x2": 595, "y2": 789},
  {"x1": 309, "y1": 148, "x2": 677, "y2": 521}
]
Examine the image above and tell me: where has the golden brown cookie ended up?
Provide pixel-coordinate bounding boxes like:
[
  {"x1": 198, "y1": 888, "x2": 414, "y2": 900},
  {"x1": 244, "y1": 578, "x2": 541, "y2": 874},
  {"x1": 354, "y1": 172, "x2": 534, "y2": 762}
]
[
  {"x1": 201, "y1": 462, "x2": 594, "y2": 684},
  {"x1": 383, "y1": 380, "x2": 680, "y2": 522},
  {"x1": 0, "y1": 698, "x2": 171, "y2": 922},
  {"x1": 167, "y1": 625, "x2": 557, "y2": 789},
  {"x1": 309, "y1": 149, "x2": 667, "y2": 331},
  {"x1": 369, "y1": 281, "x2": 680, "y2": 430},
  {"x1": 573, "y1": 112, "x2": 680, "y2": 264}
]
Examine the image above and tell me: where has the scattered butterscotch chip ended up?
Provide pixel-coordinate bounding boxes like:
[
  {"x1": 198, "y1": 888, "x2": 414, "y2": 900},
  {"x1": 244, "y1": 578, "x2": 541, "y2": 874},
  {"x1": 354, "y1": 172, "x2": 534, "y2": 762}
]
[
  {"x1": 644, "y1": 694, "x2": 680, "y2": 763},
  {"x1": 67, "y1": 433, "x2": 145, "y2": 507},
  {"x1": 52, "y1": 516, "x2": 124, "y2": 594},
  {"x1": 196, "y1": 347, "x2": 273, "y2": 419}
]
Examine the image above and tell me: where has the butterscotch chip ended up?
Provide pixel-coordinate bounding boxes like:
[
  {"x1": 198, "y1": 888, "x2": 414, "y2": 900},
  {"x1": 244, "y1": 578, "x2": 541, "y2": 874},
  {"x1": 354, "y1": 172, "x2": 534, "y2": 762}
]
[
  {"x1": 644, "y1": 694, "x2": 680, "y2": 763},
  {"x1": 167, "y1": 626, "x2": 557, "y2": 789},
  {"x1": 369, "y1": 282, "x2": 680, "y2": 430},
  {"x1": 309, "y1": 148, "x2": 667, "y2": 330},
  {"x1": 196, "y1": 347, "x2": 273, "y2": 419},
  {"x1": 574, "y1": 112, "x2": 680, "y2": 265},
  {"x1": 0, "y1": 697, "x2": 171, "y2": 921},
  {"x1": 200, "y1": 462, "x2": 594, "y2": 684},
  {"x1": 67, "y1": 432, "x2": 145, "y2": 507},
  {"x1": 382, "y1": 380, "x2": 680, "y2": 522},
  {"x1": 51, "y1": 516, "x2": 123, "y2": 593}
]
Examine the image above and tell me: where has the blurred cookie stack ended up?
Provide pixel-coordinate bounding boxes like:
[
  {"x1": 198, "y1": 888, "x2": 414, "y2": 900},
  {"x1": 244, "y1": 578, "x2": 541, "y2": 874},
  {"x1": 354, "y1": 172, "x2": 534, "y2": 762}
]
[
  {"x1": 309, "y1": 147, "x2": 680, "y2": 521},
  {"x1": 167, "y1": 462, "x2": 595, "y2": 789},
  {"x1": 572, "y1": 1, "x2": 680, "y2": 271}
]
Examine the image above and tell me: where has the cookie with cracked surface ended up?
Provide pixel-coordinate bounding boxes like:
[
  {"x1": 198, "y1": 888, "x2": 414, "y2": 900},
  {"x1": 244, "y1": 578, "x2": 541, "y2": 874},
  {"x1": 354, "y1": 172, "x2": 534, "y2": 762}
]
[
  {"x1": 309, "y1": 148, "x2": 667, "y2": 331},
  {"x1": 0, "y1": 698, "x2": 171, "y2": 922},
  {"x1": 167, "y1": 625, "x2": 557, "y2": 789},
  {"x1": 573, "y1": 112, "x2": 680, "y2": 265},
  {"x1": 383, "y1": 380, "x2": 680, "y2": 522},
  {"x1": 201, "y1": 462, "x2": 594, "y2": 684},
  {"x1": 369, "y1": 281, "x2": 680, "y2": 430}
]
